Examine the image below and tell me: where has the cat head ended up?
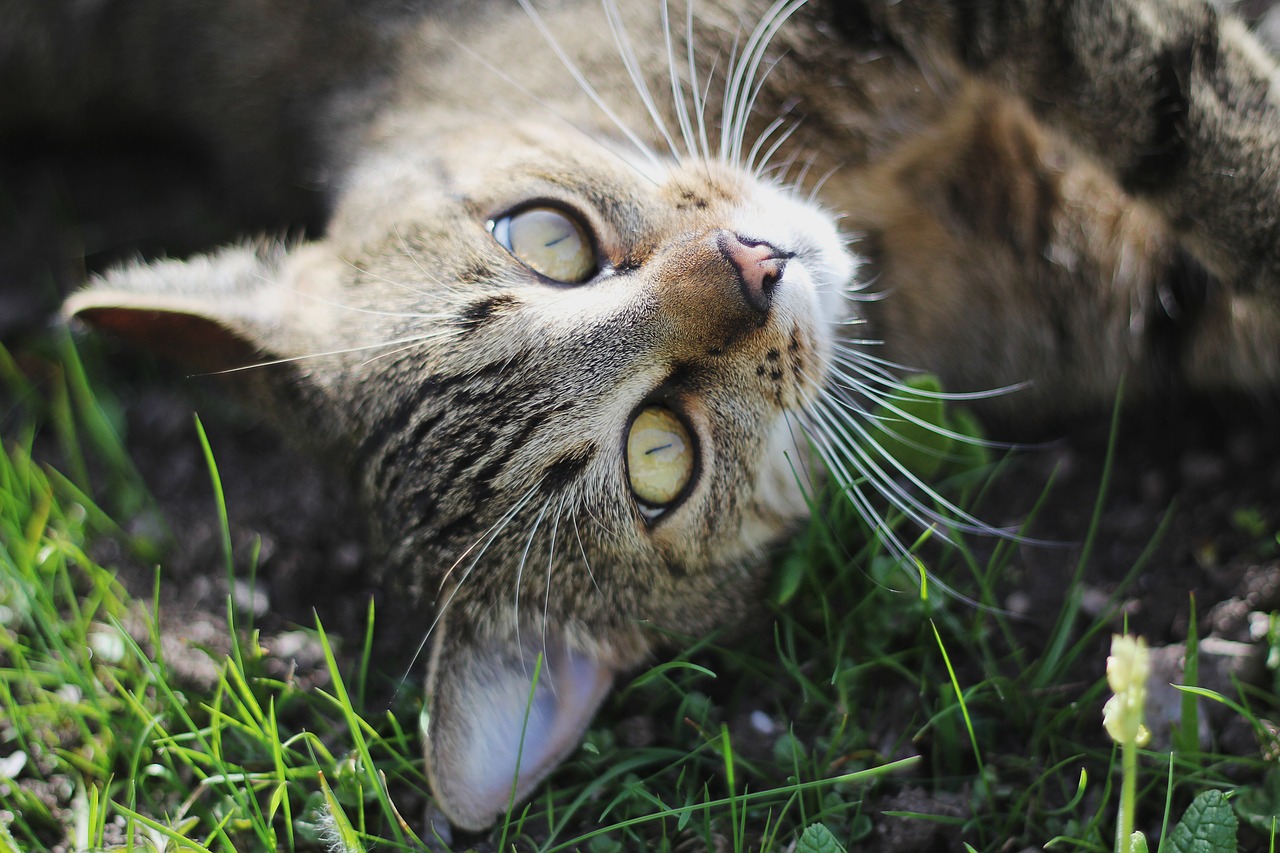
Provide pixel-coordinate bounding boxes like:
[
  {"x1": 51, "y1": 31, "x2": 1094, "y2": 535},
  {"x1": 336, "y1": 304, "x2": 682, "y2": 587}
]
[
  {"x1": 63, "y1": 0, "x2": 869, "y2": 830},
  {"x1": 67, "y1": 118, "x2": 857, "y2": 828}
]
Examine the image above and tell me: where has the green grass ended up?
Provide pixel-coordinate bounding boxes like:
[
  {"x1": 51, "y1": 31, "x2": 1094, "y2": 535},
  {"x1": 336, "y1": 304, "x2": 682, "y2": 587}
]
[{"x1": 2, "y1": 336, "x2": 1278, "y2": 851}]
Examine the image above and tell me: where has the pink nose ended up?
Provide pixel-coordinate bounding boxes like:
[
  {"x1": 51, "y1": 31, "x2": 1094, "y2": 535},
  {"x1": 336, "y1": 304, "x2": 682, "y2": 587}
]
[{"x1": 717, "y1": 232, "x2": 791, "y2": 317}]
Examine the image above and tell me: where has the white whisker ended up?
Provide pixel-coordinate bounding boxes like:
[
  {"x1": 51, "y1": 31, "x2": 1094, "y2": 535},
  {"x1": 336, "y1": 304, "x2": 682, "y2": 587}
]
[
  {"x1": 722, "y1": 0, "x2": 807, "y2": 166},
  {"x1": 541, "y1": 490, "x2": 571, "y2": 688},
  {"x1": 572, "y1": 510, "x2": 605, "y2": 599},
  {"x1": 829, "y1": 347, "x2": 1030, "y2": 403},
  {"x1": 806, "y1": 161, "x2": 844, "y2": 205},
  {"x1": 807, "y1": 395, "x2": 1011, "y2": 538},
  {"x1": 604, "y1": 0, "x2": 681, "y2": 161},
  {"x1": 662, "y1": 0, "x2": 699, "y2": 160},
  {"x1": 200, "y1": 332, "x2": 458, "y2": 376},
  {"x1": 399, "y1": 480, "x2": 546, "y2": 691},
  {"x1": 752, "y1": 119, "x2": 802, "y2": 181},
  {"x1": 357, "y1": 331, "x2": 462, "y2": 368},
  {"x1": 456, "y1": 42, "x2": 661, "y2": 186},
  {"x1": 514, "y1": 498, "x2": 554, "y2": 680},
  {"x1": 515, "y1": 0, "x2": 664, "y2": 172},
  {"x1": 792, "y1": 149, "x2": 820, "y2": 192},
  {"x1": 392, "y1": 223, "x2": 464, "y2": 295}
]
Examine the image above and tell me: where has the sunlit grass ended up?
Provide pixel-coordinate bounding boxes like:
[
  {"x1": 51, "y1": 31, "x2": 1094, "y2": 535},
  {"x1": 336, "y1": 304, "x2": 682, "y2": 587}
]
[{"x1": 2, "y1": 335, "x2": 1277, "y2": 850}]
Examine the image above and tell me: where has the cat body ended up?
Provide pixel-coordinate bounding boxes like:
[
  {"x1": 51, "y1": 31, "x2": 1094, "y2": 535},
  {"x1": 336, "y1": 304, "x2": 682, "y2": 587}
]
[{"x1": 16, "y1": 0, "x2": 1279, "y2": 830}]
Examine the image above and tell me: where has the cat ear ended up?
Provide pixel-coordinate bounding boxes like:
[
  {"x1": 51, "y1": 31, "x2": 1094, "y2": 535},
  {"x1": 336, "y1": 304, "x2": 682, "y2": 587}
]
[
  {"x1": 64, "y1": 242, "x2": 300, "y2": 372},
  {"x1": 424, "y1": 613, "x2": 615, "y2": 832}
]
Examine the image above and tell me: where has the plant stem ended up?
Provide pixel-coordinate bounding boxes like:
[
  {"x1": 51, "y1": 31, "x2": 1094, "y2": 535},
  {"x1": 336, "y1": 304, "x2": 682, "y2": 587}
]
[{"x1": 1117, "y1": 742, "x2": 1137, "y2": 853}]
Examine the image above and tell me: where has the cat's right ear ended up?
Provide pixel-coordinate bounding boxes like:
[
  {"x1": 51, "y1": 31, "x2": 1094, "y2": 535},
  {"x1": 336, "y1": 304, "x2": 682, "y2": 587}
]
[
  {"x1": 423, "y1": 610, "x2": 616, "y2": 832},
  {"x1": 64, "y1": 241, "x2": 313, "y2": 372}
]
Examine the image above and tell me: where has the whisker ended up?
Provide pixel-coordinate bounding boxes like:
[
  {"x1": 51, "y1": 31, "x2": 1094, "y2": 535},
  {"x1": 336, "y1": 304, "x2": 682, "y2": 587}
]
[
  {"x1": 760, "y1": 148, "x2": 802, "y2": 183},
  {"x1": 337, "y1": 257, "x2": 465, "y2": 303},
  {"x1": 808, "y1": 395, "x2": 1016, "y2": 538},
  {"x1": 513, "y1": 0, "x2": 664, "y2": 172},
  {"x1": 662, "y1": 0, "x2": 699, "y2": 161},
  {"x1": 790, "y1": 149, "x2": 820, "y2": 194},
  {"x1": 572, "y1": 508, "x2": 605, "y2": 599},
  {"x1": 691, "y1": 28, "x2": 720, "y2": 164},
  {"x1": 719, "y1": 27, "x2": 744, "y2": 163},
  {"x1": 199, "y1": 332, "x2": 458, "y2": 376},
  {"x1": 804, "y1": 399, "x2": 1016, "y2": 609},
  {"x1": 806, "y1": 161, "x2": 844, "y2": 205},
  {"x1": 392, "y1": 223, "x2": 465, "y2": 295},
  {"x1": 452, "y1": 44, "x2": 661, "y2": 186},
  {"x1": 514, "y1": 498, "x2": 554, "y2": 680},
  {"x1": 829, "y1": 348, "x2": 1031, "y2": 403},
  {"x1": 292, "y1": 287, "x2": 453, "y2": 321},
  {"x1": 723, "y1": 0, "x2": 807, "y2": 167},
  {"x1": 801, "y1": 406, "x2": 911, "y2": 554},
  {"x1": 436, "y1": 481, "x2": 545, "y2": 604},
  {"x1": 396, "y1": 480, "x2": 546, "y2": 696},
  {"x1": 540, "y1": 490, "x2": 571, "y2": 690},
  {"x1": 604, "y1": 0, "x2": 681, "y2": 161},
  {"x1": 357, "y1": 330, "x2": 462, "y2": 368},
  {"x1": 746, "y1": 115, "x2": 793, "y2": 178}
]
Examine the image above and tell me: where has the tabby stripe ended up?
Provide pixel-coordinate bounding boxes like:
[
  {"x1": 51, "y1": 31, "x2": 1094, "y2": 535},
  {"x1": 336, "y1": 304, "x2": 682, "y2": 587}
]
[
  {"x1": 375, "y1": 409, "x2": 447, "y2": 494},
  {"x1": 413, "y1": 403, "x2": 574, "y2": 545},
  {"x1": 539, "y1": 444, "x2": 597, "y2": 496},
  {"x1": 473, "y1": 401, "x2": 575, "y2": 492},
  {"x1": 355, "y1": 352, "x2": 531, "y2": 464},
  {"x1": 455, "y1": 294, "x2": 517, "y2": 336}
]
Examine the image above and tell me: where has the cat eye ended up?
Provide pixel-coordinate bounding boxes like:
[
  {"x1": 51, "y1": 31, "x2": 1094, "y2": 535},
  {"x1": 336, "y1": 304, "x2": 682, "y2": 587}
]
[
  {"x1": 489, "y1": 206, "x2": 597, "y2": 284},
  {"x1": 626, "y1": 406, "x2": 695, "y2": 520}
]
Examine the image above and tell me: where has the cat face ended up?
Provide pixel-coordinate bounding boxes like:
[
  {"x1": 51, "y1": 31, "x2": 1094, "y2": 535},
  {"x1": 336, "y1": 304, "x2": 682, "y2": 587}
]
[
  {"x1": 333, "y1": 118, "x2": 853, "y2": 611},
  {"x1": 67, "y1": 116, "x2": 857, "y2": 828}
]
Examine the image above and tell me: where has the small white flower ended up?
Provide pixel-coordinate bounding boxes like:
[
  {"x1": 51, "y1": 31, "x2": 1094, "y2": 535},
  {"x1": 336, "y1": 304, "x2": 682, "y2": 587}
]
[{"x1": 1103, "y1": 635, "x2": 1151, "y2": 748}]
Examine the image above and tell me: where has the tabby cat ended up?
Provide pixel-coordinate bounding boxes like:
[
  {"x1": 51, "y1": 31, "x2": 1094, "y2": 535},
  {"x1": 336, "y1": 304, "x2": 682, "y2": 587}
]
[{"x1": 13, "y1": 0, "x2": 1278, "y2": 831}]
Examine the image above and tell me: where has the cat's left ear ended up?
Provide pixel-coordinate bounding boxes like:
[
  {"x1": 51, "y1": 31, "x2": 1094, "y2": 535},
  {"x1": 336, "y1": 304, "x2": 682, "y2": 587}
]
[
  {"x1": 63, "y1": 241, "x2": 319, "y2": 372},
  {"x1": 423, "y1": 611, "x2": 615, "y2": 832}
]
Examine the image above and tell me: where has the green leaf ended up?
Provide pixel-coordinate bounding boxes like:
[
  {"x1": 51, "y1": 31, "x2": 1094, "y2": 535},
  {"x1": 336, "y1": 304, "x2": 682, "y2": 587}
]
[
  {"x1": 1233, "y1": 766, "x2": 1280, "y2": 834},
  {"x1": 863, "y1": 374, "x2": 952, "y2": 478},
  {"x1": 944, "y1": 406, "x2": 991, "y2": 473},
  {"x1": 1165, "y1": 789, "x2": 1237, "y2": 853},
  {"x1": 770, "y1": 553, "x2": 808, "y2": 606},
  {"x1": 796, "y1": 822, "x2": 847, "y2": 853}
]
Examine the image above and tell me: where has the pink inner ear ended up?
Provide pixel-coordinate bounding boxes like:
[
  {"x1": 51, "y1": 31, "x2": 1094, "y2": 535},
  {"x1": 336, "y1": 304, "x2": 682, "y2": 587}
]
[
  {"x1": 74, "y1": 307, "x2": 262, "y2": 372},
  {"x1": 472, "y1": 642, "x2": 612, "y2": 805},
  {"x1": 427, "y1": 632, "x2": 615, "y2": 831}
]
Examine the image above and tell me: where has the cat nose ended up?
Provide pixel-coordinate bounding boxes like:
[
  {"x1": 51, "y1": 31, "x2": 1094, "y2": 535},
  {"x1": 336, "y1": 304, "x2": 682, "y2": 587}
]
[{"x1": 717, "y1": 232, "x2": 791, "y2": 317}]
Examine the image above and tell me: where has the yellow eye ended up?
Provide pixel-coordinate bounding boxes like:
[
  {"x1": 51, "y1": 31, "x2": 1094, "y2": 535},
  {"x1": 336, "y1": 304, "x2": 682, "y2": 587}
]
[
  {"x1": 626, "y1": 406, "x2": 695, "y2": 516},
  {"x1": 490, "y1": 206, "x2": 596, "y2": 283}
]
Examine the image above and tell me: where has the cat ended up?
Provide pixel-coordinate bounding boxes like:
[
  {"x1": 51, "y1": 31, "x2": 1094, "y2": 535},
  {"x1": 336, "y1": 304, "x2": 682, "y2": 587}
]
[{"x1": 11, "y1": 0, "x2": 1277, "y2": 832}]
